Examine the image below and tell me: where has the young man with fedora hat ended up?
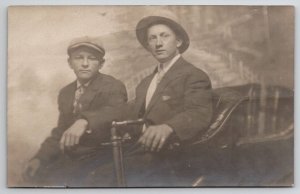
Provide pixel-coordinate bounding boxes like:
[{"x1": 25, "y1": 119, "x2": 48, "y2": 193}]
[
  {"x1": 128, "y1": 10, "x2": 213, "y2": 186},
  {"x1": 89, "y1": 11, "x2": 213, "y2": 187},
  {"x1": 23, "y1": 36, "x2": 127, "y2": 186},
  {"x1": 133, "y1": 11, "x2": 212, "y2": 152}
]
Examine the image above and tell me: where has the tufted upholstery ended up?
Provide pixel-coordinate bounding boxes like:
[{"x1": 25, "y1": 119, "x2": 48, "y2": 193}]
[
  {"x1": 190, "y1": 88, "x2": 247, "y2": 146},
  {"x1": 180, "y1": 84, "x2": 294, "y2": 186}
]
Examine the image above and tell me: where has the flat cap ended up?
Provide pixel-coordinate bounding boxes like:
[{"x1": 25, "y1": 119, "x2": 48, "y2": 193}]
[{"x1": 68, "y1": 36, "x2": 105, "y2": 57}]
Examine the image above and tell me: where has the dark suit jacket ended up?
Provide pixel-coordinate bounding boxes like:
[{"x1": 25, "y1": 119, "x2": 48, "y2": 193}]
[
  {"x1": 130, "y1": 57, "x2": 213, "y2": 141},
  {"x1": 34, "y1": 72, "x2": 127, "y2": 165}
]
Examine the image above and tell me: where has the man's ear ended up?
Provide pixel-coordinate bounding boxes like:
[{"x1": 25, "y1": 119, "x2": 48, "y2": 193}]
[
  {"x1": 176, "y1": 37, "x2": 183, "y2": 48},
  {"x1": 98, "y1": 58, "x2": 105, "y2": 69},
  {"x1": 145, "y1": 43, "x2": 152, "y2": 52},
  {"x1": 68, "y1": 57, "x2": 73, "y2": 69}
]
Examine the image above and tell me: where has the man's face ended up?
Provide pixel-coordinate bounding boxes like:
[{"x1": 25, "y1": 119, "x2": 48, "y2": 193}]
[
  {"x1": 68, "y1": 47, "x2": 103, "y2": 83},
  {"x1": 146, "y1": 24, "x2": 182, "y2": 63}
]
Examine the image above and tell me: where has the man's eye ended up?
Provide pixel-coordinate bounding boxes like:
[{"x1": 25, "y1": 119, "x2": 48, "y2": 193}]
[
  {"x1": 72, "y1": 55, "x2": 82, "y2": 59},
  {"x1": 162, "y1": 34, "x2": 170, "y2": 38},
  {"x1": 88, "y1": 57, "x2": 97, "y2": 60},
  {"x1": 148, "y1": 36, "x2": 156, "y2": 41}
]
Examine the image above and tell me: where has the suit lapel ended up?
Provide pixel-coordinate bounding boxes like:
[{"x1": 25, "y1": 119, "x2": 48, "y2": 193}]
[
  {"x1": 60, "y1": 81, "x2": 77, "y2": 114},
  {"x1": 145, "y1": 57, "x2": 186, "y2": 115}
]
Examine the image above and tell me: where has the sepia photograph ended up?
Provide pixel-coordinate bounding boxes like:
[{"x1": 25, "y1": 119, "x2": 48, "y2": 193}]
[{"x1": 7, "y1": 5, "x2": 294, "y2": 187}]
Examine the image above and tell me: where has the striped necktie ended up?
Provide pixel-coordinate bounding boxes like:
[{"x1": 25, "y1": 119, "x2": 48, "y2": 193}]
[{"x1": 73, "y1": 85, "x2": 86, "y2": 114}]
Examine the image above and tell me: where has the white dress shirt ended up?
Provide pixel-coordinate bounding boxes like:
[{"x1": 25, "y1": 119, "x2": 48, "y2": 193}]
[
  {"x1": 145, "y1": 54, "x2": 181, "y2": 109},
  {"x1": 142, "y1": 54, "x2": 181, "y2": 132}
]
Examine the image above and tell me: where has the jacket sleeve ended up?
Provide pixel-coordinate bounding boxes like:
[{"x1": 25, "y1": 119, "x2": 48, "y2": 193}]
[
  {"x1": 33, "y1": 92, "x2": 66, "y2": 165},
  {"x1": 164, "y1": 71, "x2": 213, "y2": 141},
  {"x1": 79, "y1": 81, "x2": 128, "y2": 142}
]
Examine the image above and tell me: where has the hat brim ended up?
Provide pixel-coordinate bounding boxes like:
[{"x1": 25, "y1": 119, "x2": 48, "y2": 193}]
[{"x1": 136, "y1": 16, "x2": 190, "y2": 53}]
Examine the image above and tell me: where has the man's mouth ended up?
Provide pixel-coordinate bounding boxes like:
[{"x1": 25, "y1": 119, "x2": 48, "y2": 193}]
[
  {"x1": 79, "y1": 70, "x2": 91, "y2": 73},
  {"x1": 155, "y1": 50, "x2": 165, "y2": 54}
]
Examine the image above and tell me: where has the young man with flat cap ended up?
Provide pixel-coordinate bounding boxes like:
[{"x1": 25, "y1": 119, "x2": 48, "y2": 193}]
[
  {"x1": 23, "y1": 36, "x2": 127, "y2": 186},
  {"x1": 89, "y1": 11, "x2": 213, "y2": 187}
]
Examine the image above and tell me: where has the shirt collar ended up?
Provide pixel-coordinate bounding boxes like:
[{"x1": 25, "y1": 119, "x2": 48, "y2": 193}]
[
  {"x1": 76, "y1": 80, "x2": 91, "y2": 89},
  {"x1": 158, "y1": 54, "x2": 181, "y2": 74}
]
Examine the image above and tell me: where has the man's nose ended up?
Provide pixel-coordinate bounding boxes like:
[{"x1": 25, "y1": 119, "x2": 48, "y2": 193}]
[
  {"x1": 82, "y1": 57, "x2": 89, "y2": 67},
  {"x1": 155, "y1": 37, "x2": 163, "y2": 47}
]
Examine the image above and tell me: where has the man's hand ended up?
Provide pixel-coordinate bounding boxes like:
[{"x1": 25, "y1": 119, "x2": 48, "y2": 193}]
[
  {"x1": 137, "y1": 124, "x2": 173, "y2": 152},
  {"x1": 22, "y1": 158, "x2": 40, "y2": 181},
  {"x1": 60, "y1": 119, "x2": 88, "y2": 152}
]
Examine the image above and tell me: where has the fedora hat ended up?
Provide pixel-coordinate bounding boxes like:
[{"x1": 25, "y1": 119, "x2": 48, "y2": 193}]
[
  {"x1": 136, "y1": 10, "x2": 190, "y2": 53},
  {"x1": 68, "y1": 36, "x2": 105, "y2": 57}
]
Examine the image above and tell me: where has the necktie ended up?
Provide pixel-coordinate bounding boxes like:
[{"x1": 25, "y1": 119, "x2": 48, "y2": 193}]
[
  {"x1": 73, "y1": 85, "x2": 85, "y2": 114},
  {"x1": 156, "y1": 63, "x2": 164, "y2": 84}
]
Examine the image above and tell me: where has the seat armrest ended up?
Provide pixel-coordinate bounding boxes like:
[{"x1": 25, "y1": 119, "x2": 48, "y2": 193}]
[{"x1": 190, "y1": 88, "x2": 247, "y2": 146}]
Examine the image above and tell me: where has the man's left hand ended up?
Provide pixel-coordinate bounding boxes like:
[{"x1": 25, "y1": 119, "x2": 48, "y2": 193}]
[
  {"x1": 60, "y1": 119, "x2": 88, "y2": 152},
  {"x1": 138, "y1": 124, "x2": 173, "y2": 152}
]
